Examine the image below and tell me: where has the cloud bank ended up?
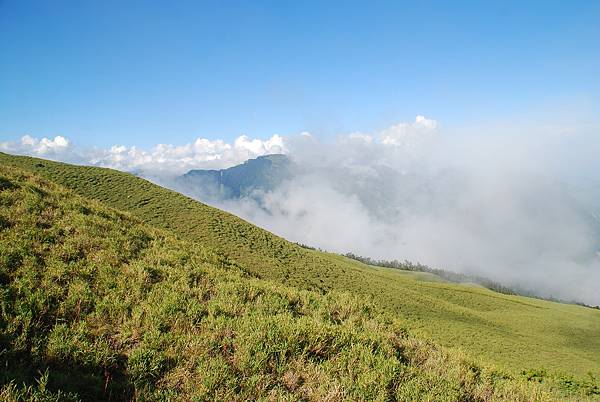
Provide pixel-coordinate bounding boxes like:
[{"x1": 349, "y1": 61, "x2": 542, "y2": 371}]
[
  {"x1": 208, "y1": 118, "x2": 600, "y2": 305},
  {"x1": 1, "y1": 134, "x2": 286, "y2": 175},
  {"x1": 2, "y1": 116, "x2": 600, "y2": 305}
]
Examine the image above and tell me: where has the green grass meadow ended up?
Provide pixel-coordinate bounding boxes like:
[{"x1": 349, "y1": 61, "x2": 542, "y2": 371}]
[{"x1": 1, "y1": 152, "x2": 599, "y2": 400}]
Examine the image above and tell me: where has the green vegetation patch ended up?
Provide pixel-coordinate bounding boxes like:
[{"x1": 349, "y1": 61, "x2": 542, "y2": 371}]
[
  {"x1": 1, "y1": 153, "x2": 600, "y2": 400},
  {"x1": 0, "y1": 164, "x2": 586, "y2": 401}
]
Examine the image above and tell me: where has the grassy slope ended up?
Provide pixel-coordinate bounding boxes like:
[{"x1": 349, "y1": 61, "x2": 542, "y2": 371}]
[
  {"x1": 0, "y1": 164, "x2": 567, "y2": 401},
  {"x1": 1, "y1": 152, "x2": 599, "y2": 381}
]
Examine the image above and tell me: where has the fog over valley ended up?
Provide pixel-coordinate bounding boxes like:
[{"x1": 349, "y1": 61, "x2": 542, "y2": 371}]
[{"x1": 3, "y1": 116, "x2": 600, "y2": 305}]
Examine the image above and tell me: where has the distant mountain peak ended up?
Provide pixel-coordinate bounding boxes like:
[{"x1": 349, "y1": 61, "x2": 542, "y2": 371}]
[
  {"x1": 179, "y1": 153, "x2": 293, "y2": 200},
  {"x1": 255, "y1": 153, "x2": 288, "y2": 161}
]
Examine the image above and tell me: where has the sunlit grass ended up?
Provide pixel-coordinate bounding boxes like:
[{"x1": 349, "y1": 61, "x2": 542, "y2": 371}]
[
  {"x1": 1, "y1": 152, "x2": 599, "y2": 400},
  {"x1": 2, "y1": 166, "x2": 576, "y2": 400}
]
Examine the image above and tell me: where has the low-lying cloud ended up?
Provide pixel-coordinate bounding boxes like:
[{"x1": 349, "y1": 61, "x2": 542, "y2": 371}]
[
  {"x1": 3, "y1": 116, "x2": 600, "y2": 305},
  {"x1": 0, "y1": 134, "x2": 286, "y2": 174},
  {"x1": 213, "y1": 118, "x2": 600, "y2": 305}
]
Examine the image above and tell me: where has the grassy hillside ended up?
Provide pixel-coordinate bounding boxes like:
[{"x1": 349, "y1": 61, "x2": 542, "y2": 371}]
[
  {"x1": 2, "y1": 152, "x2": 600, "y2": 386},
  {"x1": 1, "y1": 164, "x2": 577, "y2": 401}
]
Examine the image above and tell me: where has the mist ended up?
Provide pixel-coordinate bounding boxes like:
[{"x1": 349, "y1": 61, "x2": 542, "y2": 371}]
[
  {"x1": 169, "y1": 118, "x2": 600, "y2": 306},
  {"x1": 4, "y1": 117, "x2": 600, "y2": 305}
]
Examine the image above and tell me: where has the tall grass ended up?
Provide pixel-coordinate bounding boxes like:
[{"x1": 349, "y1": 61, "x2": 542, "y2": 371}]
[
  {"x1": 1, "y1": 152, "x2": 600, "y2": 398},
  {"x1": 1, "y1": 164, "x2": 588, "y2": 401}
]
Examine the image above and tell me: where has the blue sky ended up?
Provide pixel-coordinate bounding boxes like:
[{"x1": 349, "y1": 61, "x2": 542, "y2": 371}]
[{"x1": 1, "y1": 0, "x2": 599, "y2": 148}]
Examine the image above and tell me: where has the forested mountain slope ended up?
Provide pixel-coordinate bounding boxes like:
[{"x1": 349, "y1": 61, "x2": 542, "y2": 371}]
[{"x1": 178, "y1": 153, "x2": 293, "y2": 200}]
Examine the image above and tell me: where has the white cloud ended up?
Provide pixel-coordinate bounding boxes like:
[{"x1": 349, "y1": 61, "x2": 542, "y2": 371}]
[
  {"x1": 1, "y1": 133, "x2": 287, "y2": 175},
  {"x1": 182, "y1": 118, "x2": 600, "y2": 306},
  {"x1": 346, "y1": 132, "x2": 374, "y2": 144},
  {"x1": 380, "y1": 115, "x2": 438, "y2": 146},
  {"x1": 11, "y1": 135, "x2": 71, "y2": 155},
  {"x1": 0, "y1": 117, "x2": 437, "y2": 175}
]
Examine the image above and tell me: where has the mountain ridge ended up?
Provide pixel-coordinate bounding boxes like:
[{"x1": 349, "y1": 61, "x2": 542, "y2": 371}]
[{"x1": 177, "y1": 153, "x2": 293, "y2": 201}]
